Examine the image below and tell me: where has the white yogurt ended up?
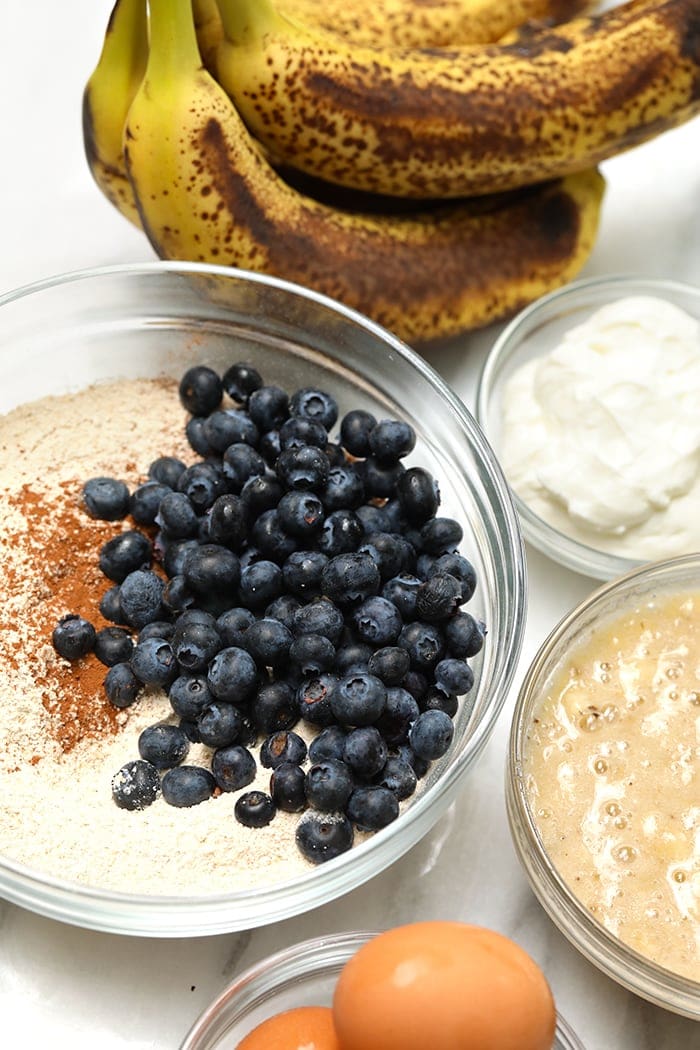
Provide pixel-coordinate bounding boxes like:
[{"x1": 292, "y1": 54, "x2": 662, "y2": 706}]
[{"x1": 501, "y1": 296, "x2": 700, "y2": 562}]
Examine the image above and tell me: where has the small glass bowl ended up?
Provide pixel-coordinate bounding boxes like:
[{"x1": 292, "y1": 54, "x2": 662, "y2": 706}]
[
  {"x1": 506, "y1": 553, "x2": 700, "y2": 1019},
  {"x1": 0, "y1": 261, "x2": 526, "y2": 936},
  {"x1": 476, "y1": 274, "x2": 700, "y2": 580},
  {"x1": 180, "y1": 930, "x2": 586, "y2": 1049}
]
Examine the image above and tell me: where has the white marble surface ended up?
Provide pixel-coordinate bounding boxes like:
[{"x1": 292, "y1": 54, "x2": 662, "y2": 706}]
[{"x1": 1, "y1": 2, "x2": 699, "y2": 1047}]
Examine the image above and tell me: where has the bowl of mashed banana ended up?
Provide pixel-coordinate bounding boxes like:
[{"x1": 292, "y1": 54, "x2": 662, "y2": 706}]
[
  {"x1": 476, "y1": 275, "x2": 700, "y2": 580},
  {"x1": 506, "y1": 552, "x2": 700, "y2": 1018}
]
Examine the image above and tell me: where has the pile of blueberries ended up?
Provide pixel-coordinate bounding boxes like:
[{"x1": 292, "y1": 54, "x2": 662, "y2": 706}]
[{"x1": 52, "y1": 361, "x2": 485, "y2": 864}]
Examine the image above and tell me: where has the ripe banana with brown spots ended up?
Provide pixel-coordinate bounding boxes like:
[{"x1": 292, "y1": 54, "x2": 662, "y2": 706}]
[
  {"x1": 215, "y1": 0, "x2": 700, "y2": 199},
  {"x1": 124, "y1": 0, "x2": 605, "y2": 346},
  {"x1": 82, "y1": 0, "x2": 148, "y2": 227}
]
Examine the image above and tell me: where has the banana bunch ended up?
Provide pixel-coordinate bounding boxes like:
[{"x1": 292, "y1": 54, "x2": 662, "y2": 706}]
[{"x1": 84, "y1": 0, "x2": 607, "y2": 344}]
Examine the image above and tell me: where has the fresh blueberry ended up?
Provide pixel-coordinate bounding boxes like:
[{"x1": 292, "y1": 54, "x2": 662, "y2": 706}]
[
  {"x1": 415, "y1": 572, "x2": 463, "y2": 621},
  {"x1": 204, "y1": 408, "x2": 259, "y2": 452},
  {"x1": 176, "y1": 608, "x2": 219, "y2": 631},
  {"x1": 260, "y1": 729, "x2": 308, "y2": 769},
  {"x1": 179, "y1": 365, "x2": 223, "y2": 415},
  {"x1": 211, "y1": 744, "x2": 257, "y2": 791},
  {"x1": 52, "y1": 614, "x2": 96, "y2": 660},
  {"x1": 111, "y1": 759, "x2": 161, "y2": 811},
  {"x1": 334, "y1": 642, "x2": 372, "y2": 674},
  {"x1": 270, "y1": 761, "x2": 307, "y2": 812},
  {"x1": 368, "y1": 419, "x2": 416, "y2": 463},
  {"x1": 320, "y1": 465, "x2": 365, "y2": 511},
  {"x1": 207, "y1": 646, "x2": 258, "y2": 703},
  {"x1": 82, "y1": 476, "x2": 130, "y2": 521},
  {"x1": 177, "y1": 462, "x2": 225, "y2": 513},
  {"x1": 277, "y1": 491, "x2": 325, "y2": 539},
  {"x1": 162, "y1": 537, "x2": 200, "y2": 578},
  {"x1": 99, "y1": 584, "x2": 126, "y2": 625},
  {"x1": 216, "y1": 606, "x2": 255, "y2": 648},
  {"x1": 434, "y1": 657, "x2": 474, "y2": 696},
  {"x1": 398, "y1": 621, "x2": 445, "y2": 671},
  {"x1": 421, "y1": 688, "x2": 459, "y2": 718},
  {"x1": 355, "y1": 503, "x2": 391, "y2": 534},
  {"x1": 138, "y1": 722, "x2": 190, "y2": 769},
  {"x1": 279, "y1": 416, "x2": 328, "y2": 451},
  {"x1": 171, "y1": 619, "x2": 222, "y2": 673},
  {"x1": 343, "y1": 726, "x2": 387, "y2": 779},
  {"x1": 148, "y1": 455, "x2": 187, "y2": 489},
  {"x1": 283, "y1": 550, "x2": 328, "y2": 599},
  {"x1": 289, "y1": 387, "x2": 338, "y2": 430},
  {"x1": 168, "y1": 674, "x2": 213, "y2": 720},
  {"x1": 339, "y1": 409, "x2": 377, "y2": 458},
  {"x1": 185, "y1": 417, "x2": 213, "y2": 457},
  {"x1": 129, "y1": 481, "x2": 171, "y2": 525},
  {"x1": 197, "y1": 701, "x2": 245, "y2": 748},
  {"x1": 297, "y1": 673, "x2": 338, "y2": 726},
  {"x1": 330, "y1": 672, "x2": 386, "y2": 726},
  {"x1": 252, "y1": 510, "x2": 298, "y2": 563},
  {"x1": 375, "y1": 755, "x2": 417, "y2": 801},
  {"x1": 295, "y1": 810, "x2": 354, "y2": 863},
  {"x1": 182, "y1": 544, "x2": 240, "y2": 599},
  {"x1": 307, "y1": 725, "x2": 348, "y2": 763},
  {"x1": 235, "y1": 790, "x2": 276, "y2": 828},
  {"x1": 444, "y1": 611, "x2": 486, "y2": 658},
  {"x1": 358, "y1": 532, "x2": 414, "y2": 581},
  {"x1": 381, "y1": 573, "x2": 421, "y2": 619},
  {"x1": 130, "y1": 637, "x2": 177, "y2": 687},
  {"x1": 401, "y1": 669, "x2": 430, "y2": 704},
  {"x1": 374, "y1": 686, "x2": 420, "y2": 746},
  {"x1": 248, "y1": 385, "x2": 289, "y2": 431},
  {"x1": 104, "y1": 661, "x2": 141, "y2": 708},
  {"x1": 409, "y1": 709, "x2": 454, "y2": 760},
  {"x1": 264, "y1": 594, "x2": 302, "y2": 631},
  {"x1": 367, "y1": 646, "x2": 410, "y2": 686},
  {"x1": 293, "y1": 598, "x2": 344, "y2": 645},
  {"x1": 138, "y1": 620, "x2": 174, "y2": 642},
  {"x1": 259, "y1": 429, "x2": 282, "y2": 466},
  {"x1": 240, "y1": 474, "x2": 284, "y2": 518},
  {"x1": 161, "y1": 765, "x2": 216, "y2": 807},
  {"x1": 304, "y1": 758, "x2": 354, "y2": 811},
  {"x1": 346, "y1": 785, "x2": 399, "y2": 831},
  {"x1": 358, "y1": 457, "x2": 405, "y2": 500},
  {"x1": 99, "y1": 530, "x2": 151, "y2": 583},
  {"x1": 222, "y1": 361, "x2": 262, "y2": 403},
  {"x1": 289, "y1": 633, "x2": 335, "y2": 675},
  {"x1": 244, "y1": 617, "x2": 293, "y2": 668},
  {"x1": 276, "y1": 446, "x2": 330, "y2": 492},
  {"x1": 420, "y1": 516, "x2": 463, "y2": 554},
  {"x1": 325, "y1": 441, "x2": 347, "y2": 466},
  {"x1": 433, "y1": 553, "x2": 478, "y2": 603},
  {"x1": 254, "y1": 680, "x2": 298, "y2": 733},
  {"x1": 222, "y1": 443, "x2": 266, "y2": 491},
  {"x1": 397, "y1": 467, "x2": 440, "y2": 524},
  {"x1": 157, "y1": 492, "x2": 200, "y2": 539},
  {"x1": 395, "y1": 743, "x2": 430, "y2": 780},
  {"x1": 321, "y1": 552, "x2": 380, "y2": 607},
  {"x1": 352, "y1": 596, "x2": 403, "y2": 647},
  {"x1": 118, "y1": 569, "x2": 165, "y2": 629},
  {"x1": 94, "y1": 626, "x2": 134, "y2": 667},
  {"x1": 239, "y1": 560, "x2": 285, "y2": 610},
  {"x1": 317, "y1": 509, "x2": 363, "y2": 556}
]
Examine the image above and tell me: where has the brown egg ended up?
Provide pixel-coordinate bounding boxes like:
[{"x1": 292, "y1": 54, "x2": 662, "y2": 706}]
[{"x1": 237, "y1": 1005, "x2": 341, "y2": 1050}]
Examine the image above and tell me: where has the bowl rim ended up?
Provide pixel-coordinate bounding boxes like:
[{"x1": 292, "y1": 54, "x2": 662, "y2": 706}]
[
  {"x1": 506, "y1": 551, "x2": 700, "y2": 1019},
  {"x1": 0, "y1": 260, "x2": 527, "y2": 936},
  {"x1": 179, "y1": 928, "x2": 586, "y2": 1050},
  {"x1": 475, "y1": 272, "x2": 700, "y2": 581}
]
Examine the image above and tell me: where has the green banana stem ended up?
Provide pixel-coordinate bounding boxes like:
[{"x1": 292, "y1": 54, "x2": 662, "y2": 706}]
[
  {"x1": 101, "y1": 0, "x2": 148, "y2": 80},
  {"x1": 217, "y1": 0, "x2": 285, "y2": 44},
  {"x1": 147, "y1": 0, "x2": 202, "y2": 78}
]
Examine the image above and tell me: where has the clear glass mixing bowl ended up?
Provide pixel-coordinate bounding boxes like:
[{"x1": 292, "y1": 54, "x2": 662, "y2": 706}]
[{"x1": 0, "y1": 262, "x2": 526, "y2": 936}]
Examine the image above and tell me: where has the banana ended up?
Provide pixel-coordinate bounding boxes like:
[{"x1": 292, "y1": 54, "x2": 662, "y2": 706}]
[
  {"x1": 124, "y1": 0, "x2": 604, "y2": 346},
  {"x1": 82, "y1": 0, "x2": 148, "y2": 227},
  {"x1": 215, "y1": 0, "x2": 700, "y2": 199}
]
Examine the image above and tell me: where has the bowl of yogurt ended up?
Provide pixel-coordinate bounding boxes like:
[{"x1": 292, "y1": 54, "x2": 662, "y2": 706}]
[
  {"x1": 0, "y1": 261, "x2": 526, "y2": 936},
  {"x1": 476, "y1": 275, "x2": 700, "y2": 579},
  {"x1": 506, "y1": 552, "x2": 700, "y2": 1019}
]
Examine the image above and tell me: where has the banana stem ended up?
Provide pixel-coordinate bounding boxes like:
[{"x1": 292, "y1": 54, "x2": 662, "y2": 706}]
[
  {"x1": 101, "y1": 0, "x2": 148, "y2": 76},
  {"x1": 217, "y1": 0, "x2": 283, "y2": 44},
  {"x1": 147, "y1": 0, "x2": 202, "y2": 78}
]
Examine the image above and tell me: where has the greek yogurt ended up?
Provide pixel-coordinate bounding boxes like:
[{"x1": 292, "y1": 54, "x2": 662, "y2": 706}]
[{"x1": 501, "y1": 296, "x2": 700, "y2": 562}]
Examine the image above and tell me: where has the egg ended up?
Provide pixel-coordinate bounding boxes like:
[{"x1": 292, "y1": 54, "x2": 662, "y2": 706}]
[
  {"x1": 332, "y1": 922, "x2": 556, "y2": 1050},
  {"x1": 237, "y1": 1005, "x2": 341, "y2": 1050}
]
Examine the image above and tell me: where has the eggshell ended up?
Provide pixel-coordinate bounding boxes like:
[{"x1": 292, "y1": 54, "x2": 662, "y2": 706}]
[
  {"x1": 332, "y1": 922, "x2": 556, "y2": 1050},
  {"x1": 237, "y1": 1005, "x2": 341, "y2": 1050}
]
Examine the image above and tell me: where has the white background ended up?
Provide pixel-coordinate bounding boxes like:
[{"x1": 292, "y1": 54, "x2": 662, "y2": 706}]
[{"x1": 0, "y1": 3, "x2": 699, "y2": 1048}]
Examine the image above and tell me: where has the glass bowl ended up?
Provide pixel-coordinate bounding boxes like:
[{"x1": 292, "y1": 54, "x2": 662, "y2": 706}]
[
  {"x1": 0, "y1": 261, "x2": 526, "y2": 937},
  {"x1": 475, "y1": 274, "x2": 700, "y2": 580},
  {"x1": 506, "y1": 553, "x2": 700, "y2": 1019},
  {"x1": 180, "y1": 930, "x2": 586, "y2": 1049}
]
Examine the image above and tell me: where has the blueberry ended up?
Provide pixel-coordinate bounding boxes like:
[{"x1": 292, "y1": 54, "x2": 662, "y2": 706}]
[
  {"x1": 317, "y1": 509, "x2": 363, "y2": 557},
  {"x1": 343, "y1": 726, "x2": 387, "y2": 779},
  {"x1": 183, "y1": 544, "x2": 241, "y2": 602},
  {"x1": 216, "y1": 606, "x2": 256, "y2": 648},
  {"x1": 289, "y1": 633, "x2": 335, "y2": 675},
  {"x1": 162, "y1": 537, "x2": 200, "y2": 578},
  {"x1": 99, "y1": 530, "x2": 151, "y2": 583},
  {"x1": 352, "y1": 596, "x2": 403, "y2": 647},
  {"x1": 99, "y1": 585, "x2": 126, "y2": 625},
  {"x1": 308, "y1": 725, "x2": 348, "y2": 763},
  {"x1": 339, "y1": 409, "x2": 377, "y2": 458},
  {"x1": 94, "y1": 626, "x2": 134, "y2": 667},
  {"x1": 415, "y1": 572, "x2": 463, "y2": 621},
  {"x1": 239, "y1": 560, "x2": 285, "y2": 610},
  {"x1": 304, "y1": 759, "x2": 354, "y2": 811},
  {"x1": 321, "y1": 552, "x2": 380, "y2": 607},
  {"x1": 222, "y1": 443, "x2": 266, "y2": 491},
  {"x1": 293, "y1": 598, "x2": 344, "y2": 645},
  {"x1": 130, "y1": 637, "x2": 177, "y2": 687},
  {"x1": 118, "y1": 569, "x2": 165, "y2": 629},
  {"x1": 82, "y1": 476, "x2": 130, "y2": 521},
  {"x1": 279, "y1": 416, "x2": 328, "y2": 451},
  {"x1": 179, "y1": 365, "x2": 223, "y2": 415},
  {"x1": 276, "y1": 446, "x2": 330, "y2": 492},
  {"x1": 355, "y1": 503, "x2": 391, "y2": 534},
  {"x1": 433, "y1": 553, "x2": 478, "y2": 603},
  {"x1": 398, "y1": 621, "x2": 445, "y2": 671},
  {"x1": 397, "y1": 467, "x2": 440, "y2": 524},
  {"x1": 325, "y1": 441, "x2": 347, "y2": 466},
  {"x1": 409, "y1": 709, "x2": 454, "y2": 760},
  {"x1": 364, "y1": 532, "x2": 416, "y2": 580},
  {"x1": 375, "y1": 755, "x2": 417, "y2": 801},
  {"x1": 168, "y1": 674, "x2": 213, "y2": 720},
  {"x1": 148, "y1": 455, "x2": 187, "y2": 489},
  {"x1": 277, "y1": 491, "x2": 325, "y2": 539},
  {"x1": 241, "y1": 474, "x2": 284, "y2": 518},
  {"x1": 283, "y1": 550, "x2": 328, "y2": 599},
  {"x1": 260, "y1": 729, "x2": 308, "y2": 768},
  {"x1": 402, "y1": 669, "x2": 430, "y2": 704},
  {"x1": 203, "y1": 408, "x2": 259, "y2": 452},
  {"x1": 296, "y1": 810, "x2": 354, "y2": 863},
  {"x1": 264, "y1": 594, "x2": 302, "y2": 631},
  {"x1": 270, "y1": 761, "x2": 307, "y2": 812},
  {"x1": 374, "y1": 686, "x2": 420, "y2": 746},
  {"x1": 435, "y1": 657, "x2": 475, "y2": 696},
  {"x1": 330, "y1": 672, "x2": 386, "y2": 726},
  {"x1": 139, "y1": 620, "x2": 175, "y2": 642},
  {"x1": 207, "y1": 646, "x2": 258, "y2": 703},
  {"x1": 259, "y1": 429, "x2": 282, "y2": 466},
  {"x1": 252, "y1": 510, "x2": 298, "y2": 563},
  {"x1": 222, "y1": 361, "x2": 263, "y2": 403},
  {"x1": 157, "y1": 492, "x2": 199, "y2": 539},
  {"x1": 420, "y1": 516, "x2": 463, "y2": 554},
  {"x1": 346, "y1": 785, "x2": 399, "y2": 831},
  {"x1": 211, "y1": 744, "x2": 257, "y2": 791},
  {"x1": 104, "y1": 662, "x2": 141, "y2": 708},
  {"x1": 358, "y1": 457, "x2": 405, "y2": 500},
  {"x1": 161, "y1": 765, "x2": 216, "y2": 807},
  {"x1": 334, "y1": 642, "x2": 372, "y2": 674},
  {"x1": 421, "y1": 688, "x2": 459, "y2": 718},
  {"x1": 235, "y1": 790, "x2": 276, "y2": 828},
  {"x1": 254, "y1": 680, "x2": 298, "y2": 733},
  {"x1": 244, "y1": 617, "x2": 293, "y2": 668},
  {"x1": 444, "y1": 611, "x2": 486, "y2": 658},
  {"x1": 177, "y1": 608, "x2": 219, "y2": 631},
  {"x1": 289, "y1": 386, "x2": 338, "y2": 430},
  {"x1": 138, "y1": 722, "x2": 190, "y2": 769},
  {"x1": 248, "y1": 384, "x2": 289, "y2": 431},
  {"x1": 320, "y1": 465, "x2": 365, "y2": 511},
  {"x1": 112, "y1": 759, "x2": 161, "y2": 811},
  {"x1": 381, "y1": 573, "x2": 421, "y2": 620},
  {"x1": 395, "y1": 743, "x2": 430, "y2": 780},
  {"x1": 367, "y1": 646, "x2": 410, "y2": 686},
  {"x1": 171, "y1": 619, "x2": 222, "y2": 672},
  {"x1": 197, "y1": 701, "x2": 245, "y2": 748},
  {"x1": 177, "y1": 462, "x2": 225, "y2": 513},
  {"x1": 297, "y1": 673, "x2": 338, "y2": 726},
  {"x1": 129, "y1": 481, "x2": 172, "y2": 525},
  {"x1": 185, "y1": 417, "x2": 213, "y2": 457},
  {"x1": 368, "y1": 419, "x2": 416, "y2": 464},
  {"x1": 52, "y1": 614, "x2": 96, "y2": 660}
]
